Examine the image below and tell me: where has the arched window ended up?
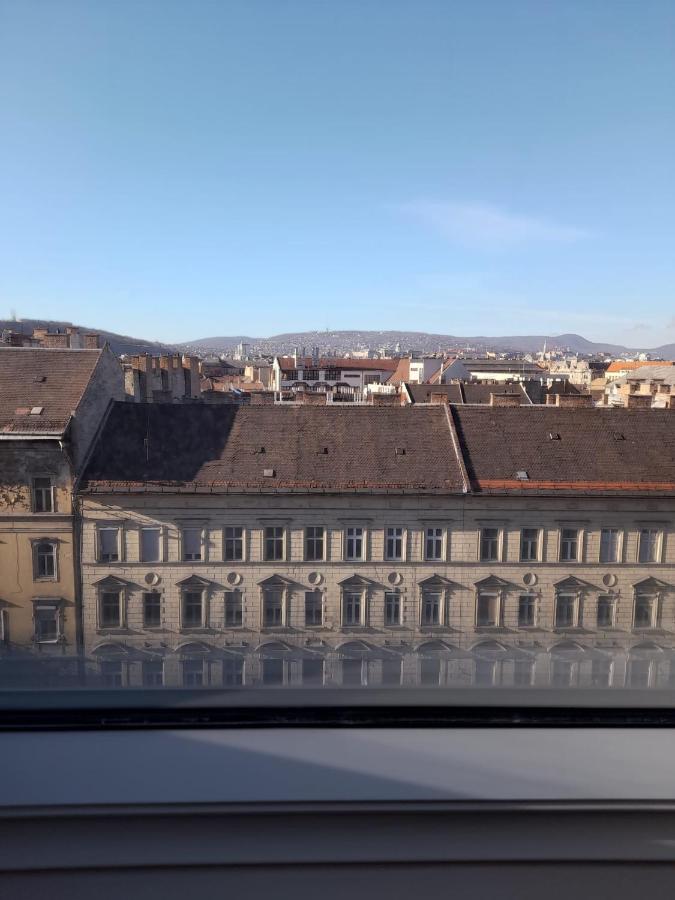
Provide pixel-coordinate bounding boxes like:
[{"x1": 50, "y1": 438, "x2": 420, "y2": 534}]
[{"x1": 34, "y1": 541, "x2": 56, "y2": 579}]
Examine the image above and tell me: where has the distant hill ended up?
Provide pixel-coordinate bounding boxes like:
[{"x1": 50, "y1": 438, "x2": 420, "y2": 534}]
[
  {"x1": 0, "y1": 319, "x2": 177, "y2": 357},
  {"x1": 177, "y1": 330, "x2": 653, "y2": 356}
]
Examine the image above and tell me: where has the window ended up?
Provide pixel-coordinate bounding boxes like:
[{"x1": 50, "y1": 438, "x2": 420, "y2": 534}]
[
  {"x1": 143, "y1": 660, "x2": 164, "y2": 687},
  {"x1": 560, "y1": 528, "x2": 580, "y2": 562},
  {"x1": 182, "y1": 590, "x2": 204, "y2": 628},
  {"x1": 99, "y1": 590, "x2": 122, "y2": 628},
  {"x1": 514, "y1": 659, "x2": 534, "y2": 686},
  {"x1": 591, "y1": 658, "x2": 613, "y2": 687},
  {"x1": 421, "y1": 590, "x2": 443, "y2": 626},
  {"x1": 420, "y1": 658, "x2": 441, "y2": 686},
  {"x1": 475, "y1": 659, "x2": 497, "y2": 686},
  {"x1": 597, "y1": 595, "x2": 615, "y2": 628},
  {"x1": 100, "y1": 660, "x2": 123, "y2": 687},
  {"x1": 182, "y1": 527, "x2": 202, "y2": 561},
  {"x1": 382, "y1": 659, "x2": 402, "y2": 686},
  {"x1": 551, "y1": 658, "x2": 579, "y2": 688},
  {"x1": 304, "y1": 590, "x2": 323, "y2": 626},
  {"x1": 32, "y1": 477, "x2": 53, "y2": 513},
  {"x1": 302, "y1": 658, "x2": 324, "y2": 685},
  {"x1": 33, "y1": 604, "x2": 59, "y2": 643},
  {"x1": 140, "y1": 527, "x2": 161, "y2": 563},
  {"x1": 476, "y1": 591, "x2": 501, "y2": 627},
  {"x1": 304, "y1": 526, "x2": 325, "y2": 561},
  {"x1": 183, "y1": 659, "x2": 206, "y2": 687},
  {"x1": 384, "y1": 591, "x2": 401, "y2": 626},
  {"x1": 264, "y1": 526, "x2": 284, "y2": 561},
  {"x1": 223, "y1": 657, "x2": 244, "y2": 685},
  {"x1": 263, "y1": 588, "x2": 284, "y2": 627},
  {"x1": 518, "y1": 594, "x2": 536, "y2": 627},
  {"x1": 385, "y1": 527, "x2": 404, "y2": 561},
  {"x1": 98, "y1": 527, "x2": 120, "y2": 563},
  {"x1": 599, "y1": 528, "x2": 621, "y2": 564},
  {"x1": 225, "y1": 591, "x2": 243, "y2": 627},
  {"x1": 634, "y1": 594, "x2": 657, "y2": 629},
  {"x1": 224, "y1": 526, "x2": 244, "y2": 561},
  {"x1": 143, "y1": 592, "x2": 161, "y2": 628},
  {"x1": 342, "y1": 658, "x2": 365, "y2": 686},
  {"x1": 425, "y1": 527, "x2": 444, "y2": 561},
  {"x1": 628, "y1": 658, "x2": 654, "y2": 688},
  {"x1": 262, "y1": 658, "x2": 284, "y2": 685},
  {"x1": 479, "y1": 527, "x2": 500, "y2": 562},
  {"x1": 638, "y1": 528, "x2": 661, "y2": 563},
  {"x1": 555, "y1": 593, "x2": 578, "y2": 628},
  {"x1": 345, "y1": 526, "x2": 364, "y2": 561},
  {"x1": 343, "y1": 590, "x2": 363, "y2": 626},
  {"x1": 520, "y1": 528, "x2": 539, "y2": 562},
  {"x1": 34, "y1": 541, "x2": 56, "y2": 579}
]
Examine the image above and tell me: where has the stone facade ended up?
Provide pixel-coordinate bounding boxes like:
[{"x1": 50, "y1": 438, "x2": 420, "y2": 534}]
[{"x1": 79, "y1": 491, "x2": 675, "y2": 689}]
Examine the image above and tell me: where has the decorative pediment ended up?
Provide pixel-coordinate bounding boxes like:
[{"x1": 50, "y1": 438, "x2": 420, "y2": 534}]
[
  {"x1": 91, "y1": 641, "x2": 129, "y2": 656},
  {"x1": 418, "y1": 574, "x2": 456, "y2": 587},
  {"x1": 337, "y1": 639, "x2": 374, "y2": 657},
  {"x1": 549, "y1": 639, "x2": 586, "y2": 654},
  {"x1": 175, "y1": 640, "x2": 213, "y2": 656},
  {"x1": 473, "y1": 575, "x2": 510, "y2": 589},
  {"x1": 92, "y1": 575, "x2": 128, "y2": 588},
  {"x1": 633, "y1": 576, "x2": 670, "y2": 592},
  {"x1": 415, "y1": 639, "x2": 459, "y2": 657},
  {"x1": 472, "y1": 639, "x2": 509, "y2": 656},
  {"x1": 553, "y1": 575, "x2": 588, "y2": 590},
  {"x1": 176, "y1": 574, "x2": 212, "y2": 588},
  {"x1": 337, "y1": 574, "x2": 373, "y2": 587},
  {"x1": 257, "y1": 574, "x2": 294, "y2": 587}
]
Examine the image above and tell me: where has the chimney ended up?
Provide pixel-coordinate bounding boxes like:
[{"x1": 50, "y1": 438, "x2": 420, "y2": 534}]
[
  {"x1": 371, "y1": 393, "x2": 398, "y2": 406},
  {"x1": 83, "y1": 332, "x2": 100, "y2": 349},
  {"x1": 429, "y1": 392, "x2": 449, "y2": 405},
  {"x1": 300, "y1": 391, "x2": 327, "y2": 405},
  {"x1": 490, "y1": 393, "x2": 521, "y2": 407},
  {"x1": 250, "y1": 391, "x2": 275, "y2": 405},
  {"x1": 556, "y1": 394, "x2": 594, "y2": 408},
  {"x1": 626, "y1": 394, "x2": 653, "y2": 409},
  {"x1": 43, "y1": 333, "x2": 70, "y2": 349}
]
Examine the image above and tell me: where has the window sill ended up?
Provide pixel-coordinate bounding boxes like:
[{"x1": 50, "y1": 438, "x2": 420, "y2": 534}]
[{"x1": 96, "y1": 628, "x2": 130, "y2": 635}]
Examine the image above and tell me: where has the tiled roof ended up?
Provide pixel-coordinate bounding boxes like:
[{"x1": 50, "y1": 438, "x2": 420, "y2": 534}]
[
  {"x1": 460, "y1": 382, "x2": 530, "y2": 405},
  {"x1": 80, "y1": 403, "x2": 466, "y2": 493},
  {"x1": 0, "y1": 348, "x2": 103, "y2": 436},
  {"x1": 606, "y1": 360, "x2": 673, "y2": 373},
  {"x1": 277, "y1": 356, "x2": 399, "y2": 372},
  {"x1": 450, "y1": 406, "x2": 675, "y2": 495},
  {"x1": 405, "y1": 383, "x2": 463, "y2": 404}
]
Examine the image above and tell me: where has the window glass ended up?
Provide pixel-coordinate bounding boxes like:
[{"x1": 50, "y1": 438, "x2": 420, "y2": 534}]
[
  {"x1": 182, "y1": 591, "x2": 203, "y2": 628},
  {"x1": 518, "y1": 595, "x2": 536, "y2": 627},
  {"x1": 32, "y1": 477, "x2": 53, "y2": 513},
  {"x1": 425, "y1": 527, "x2": 444, "y2": 561},
  {"x1": 480, "y1": 528, "x2": 499, "y2": 562},
  {"x1": 599, "y1": 528, "x2": 620, "y2": 564},
  {"x1": 345, "y1": 527, "x2": 364, "y2": 561},
  {"x1": 520, "y1": 528, "x2": 539, "y2": 562},
  {"x1": 140, "y1": 528, "x2": 161, "y2": 563},
  {"x1": 99, "y1": 528, "x2": 120, "y2": 562},
  {"x1": 305, "y1": 526, "x2": 324, "y2": 561},
  {"x1": 560, "y1": 529, "x2": 579, "y2": 562},
  {"x1": 100, "y1": 591, "x2": 121, "y2": 628},
  {"x1": 224, "y1": 527, "x2": 243, "y2": 561},
  {"x1": 555, "y1": 593, "x2": 577, "y2": 628},
  {"x1": 264, "y1": 527, "x2": 284, "y2": 561},
  {"x1": 182, "y1": 528, "x2": 202, "y2": 561},
  {"x1": 384, "y1": 591, "x2": 401, "y2": 626},
  {"x1": 304, "y1": 590, "x2": 322, "y2": 626},
  {"x1": 34, "y1": 606, "x2": 59, "y2": 643},
  {"x1": 143, "y1": 592, "x2": 161, "y2": 628},
  {"x1": 476, "y1": 592, "x2": 500, "y2": 627},
  {"x1": 35, "y1": 542, "x2": 56, "y2": 578},
  {"x1": 639, "y1": 529, "x2": 660, "y2": 563},
  {"x1": 263, "y1": 588, "x2": 284, "y2": 626},
  {"x1": 421, "y1": 591, "x2": 442, "y2": 626},
  {"x1": 385, "y1": 527, "x2": 404, "y2": 561},
  {"x1": 225, "y1": 591, "x2": 243, "y2": 627},
  {"x1": 343, "y1": 591, "x2": 363, "y2": 626}
]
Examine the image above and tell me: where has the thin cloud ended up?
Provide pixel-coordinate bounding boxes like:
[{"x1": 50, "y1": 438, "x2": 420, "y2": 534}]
[{"x1": 402, "y1": 202, "x2": 594, "y2": 248}]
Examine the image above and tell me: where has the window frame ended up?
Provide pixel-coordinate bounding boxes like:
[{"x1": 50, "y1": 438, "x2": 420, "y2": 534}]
[
  {"x1": 344, "y1": 525, "x2": 366, "y2": 562},
  {"x1": 633, "y1": 592, "x2": 659, "y2": 630},
  {"x1": 384, "y1": 526, "x2": 405, "y2": 562},
  {"x1": 139, "y1": 526, "x2": 162, "y2": 564},
  {"x1": 304, "y1": 589, "x2": 323, "y2": 627},
  {"x1": 304, "y1": 526, "x2": 325, "y2": 562},
  {"x1": 599, "y1": 527, "x2": 622, "y2": 564},
  {"x1": 181, "y1": 588, "x2": 206, "y2": 629},
  {"x1": 224, "y1": 590, "x2": 244, "y2": 628},
  {"x1": 342, "y1": 588, "x2": 366, "y2": 627},
  {"x1": 559, "y1": 527, "x2": 582, "y2": 563},
  {"x1": 181, "y1": 526, "x2": 204, "y2": 562},
  {"x1": 476, "y1": 590, "x2": 502, "y2": 628},
  {"x1": 420, "y1": 588, "x2": 445, "y2": 627},
  {"x1": 223, "y1": 526, "x2": 245, "y2": 562},
  {"x1": 518, "y1": 593, "x2": 537, "y2": 628},
  {"x1": 263, "y1": 526, "x2": 286, "y2": 562},
  {"x1": 554, "y1": 591, "x2": 580, "y2": 629},
  {"x1": 519, "y1": 527, "x2": 541, "y2": 563},
  {"x1": 638, "y1": 528, "x2": 662, "y2": 564},
  {"x1": 31, "y1": 476, "x2": 54, "y2": 514},
  {"x1": 97, "y1": 526, "x2": 122, "y2": 563},
  {"x1": 98, "y1": 587, "x2": 125, "y2": 630},
  {"x1": 142, "y1": 591, "x2": 162, "y2": 628},
  {"x1": 33, "y1": 539, "x2": 58, "y2": 581},
  {"x1": 262, "y1": 585, "x2": 286, "y2": 628},
  {"x1": 424, "y1": 526, "x2": 445, "y2": 562},
  {"x1": 479, "y1": 526, "x2": 502, "y2": 563},
  {"x1": 597, "y1": 594, "x2": 616, "y2": 628},
  {"x1": 384, "y1": 590, "x2": 402, "y2": 627},
  {"x1": 32, "y1": 600, "x2": 62, "y2": 644}
]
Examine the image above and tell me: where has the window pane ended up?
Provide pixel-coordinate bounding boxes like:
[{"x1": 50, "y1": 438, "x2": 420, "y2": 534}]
[
  {"x1": 182, "y1": 591, "x2": 203, "y2": 627},
  {"x1": 343, "y1": 591, "x2": 362, "y2": 626},
  {"x1": 224, "y1": 527, "x2": 243, "y2": 561},
  {"x1": 304, "y1": 590, "x2": 322, "y2": 626},
  {"x1": 555, "y1": 594, "x2": 576, "y2": 627},
  {"x1": 518, "y1": 595, "x2": 536, "y2": 627},
  {"x1": 520, "y1": 528, "x2": 539, "y2": 562},
  {"x1": 99, "y1": 529, "x2": 119, "y2": 562},
  {"x1": 225, "y1": 591, "x2": 243, "y2": 626},
  {"x1": 182, "y1": 528, "x2": 202, "y2": 561},
  {"x1": 639, "y1": 529, "x2": 659, "y2": 563},
  {"x1": 346, "y1": 527, "x2": 363, "y2": 560},
  {"x1": 560, "y1": 529, "x2": 579, "y2": 561},
  {"x1": 634, "y1": 595, "x2": 655, "y2": 628},
  {"x1": 384, "y1": 591, "x2": 401, "y2": 626},
  {"x1": 36, "y1": 542, "x2": 56, "y2": 578},
  {"x1": 477, "y1": 592, "x2": 499, "y2": 627},
  {"x1": 302, "y1": 658, "x2": 324, "y2": 685},
  {"x1": 425, "y1": 528, "x2": 443, "y2": 560},
  {"x1": 33, "y1": 477, "x2": 53, "y2": 513},
  {"x1": 264, "y1": 527, "x2": 284, "y2": 561},
  {"x1": 143, "y1": 592, "x2": 161, "y2": 627},
  {"x1": 480, "y1": 528, "x2": 499, "y2": 561},
  {"x1": 34, "y1": 607, "x2": 58, "y2": 642},
  {"x1": 100, "y1": 591, "x2": 121, "y2": 627},
  {"x1": 599, "y1": 528, "x2": 619, "y2": 564},
  {"x1": 422, "y1": 591, "x2": 442, "y2": 626},
  {"x1": 140, "y1": 528, "x2": 160, "y2": 563},
  {"x1": 305, "y1": 526, "x2": 324, "y2": 561},
  {"x1": 385, "y1": 527, "x2": 403, "y2": 560},
  {"x1": 597, "y1": 596, "x2": 614, "y2": 628},
  {"x1": 263, "y1": 588, "x2": 283, "y2": 626}
]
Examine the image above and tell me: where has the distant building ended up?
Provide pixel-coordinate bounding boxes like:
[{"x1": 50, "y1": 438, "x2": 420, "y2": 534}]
[
  {"x1": 605, "y1": 365, "x2": 675, "y2": 408},
  {"x1": 272, "y1": 355, "x2": 399, "y2": 396},
  {"x1": 123, "y1": 354, "x2": 201, "y2": 403},
  {"x1": 605, "y1": 360, "x2": 673, "y2": 382}
]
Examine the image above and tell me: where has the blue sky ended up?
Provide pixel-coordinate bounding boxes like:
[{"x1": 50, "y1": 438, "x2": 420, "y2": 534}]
[{"x1": 1, "y1": 0, "x2": 674, "y2": 346}]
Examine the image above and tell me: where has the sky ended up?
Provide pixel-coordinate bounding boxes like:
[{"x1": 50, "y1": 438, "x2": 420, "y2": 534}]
[{"x1": 1, "y1": 0, "x2": 674, "y2": 346}]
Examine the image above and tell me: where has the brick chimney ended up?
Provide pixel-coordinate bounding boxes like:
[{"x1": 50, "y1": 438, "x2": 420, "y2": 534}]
[
  {"x1": 371, "y1": 393, "x2": 398, "y2": 406},
  {"x1": 626, "y1": 394, "x2": 653, "y2": 409},
  {"x1": 429, "y1": 392, "x2": 449, "y2": 405},
  {"x1": 300, "y1": 391, "x2": 328, "y2": 405},
  {"x1": 43, "y1": 333, "x2": 70, "y2": 349},
  {"x1": 556, "y1": 394, "x2": 594, "y2": 408},
  {"x1": 83, "y1": 333, "x2": 100, "y2": 349},
  {"x1": 490, "y1": 393, "x2": 521, "y2": 407}
]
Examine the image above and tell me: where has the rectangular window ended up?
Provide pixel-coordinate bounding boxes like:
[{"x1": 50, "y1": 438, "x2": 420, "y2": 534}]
[
  {"x1": 597, "y1": 595, "x2": 615, "y2": 628},
  {"x1": 302, "y1": 658, "x2": 324, "y2": 685},
  {"x1": 343, "y1": 591, "x2": 363, "y2": 626},
  {"x1": 382, "y1": 659, "x2": 402, "y2": 686},
  {"x1": 305, "y1": 526, "x2": 325, "y2": 561},
  {"x1": 182, "y1": 528, "x2": 202, "y2": 561},
  {"x1": 32, "y1": 477, "x2": 53, "y2": 513},
  {"x1": 384, "y1": 591, "x2": 401, "y2": 626},
  {"x1": 421, "y1": 590, "x2": 443, "y2": 626},
  {"x1": 35, "y1": 542, "x2": 56, "y2": 579},
  {"x1": 480, "y1": 527, "x2": 500, "y2": 562},
  {"x1": 345, "y1": 526, "x2": 364, "y2": 561},
  {"x1": 100, "y1": 660, "x2": 123, "y2": 687},
  {"x1": 560, "y1": 528, "x2": 580, "y2": 562},
  {"x1": 262, "y1": 658, "x2": 284, "y2": 685},
  {"x1": 551, "y1": 659, "x2": 578, "y2": 688},
  {"x1": 143, "y1": 592, "x2": 161, "y2": 628},
  {"x1": 263, "y1": 588, "x2": 284, "y2": 627},
  {"x1": 599, "y1": 528, "x2": 621, "y2": 564},
  {"x1": 224, "y1": 591, "x2": 243, "y2": 627},
  {"x1": 264, "y1": 526, "x2": 284, "y2": 561},
  {"x1": 34, "y1": 605, "x2": 59, "y2": 643},
  {"x1": 224, "y1": 526, "x2": 244, "y2": 561},
  {"x1": 425, "y1": 527, "x2": 444, "y2": 561},
  {"x1": 420, "y1": 658, "x2": 441, "y2": 686},
  {"x1": 628, "y1": 658, "x2": 653, "y2": 688},
  {"x1": 634, "y1": 594, "x2": 657, "y2": 628},
  {"x1": 385, "y1": 527, "x2": 404, "y2": 561},
  {"x1": 182, "y1": 659, "x2": 205, "y2": 687},
  {"x1": 638, "y1": 529, "x2": 661, "y2": 563},
  {"x1": 342, "y1": 658, "x2": 364, "y2": 686},
  {"x1": 140, "y1": 527, "x2": 161, "y2": 563},
  {"x1": 475, "y1": 659, "x2": 497, "y2": 686},
  {"x1": 100, "y1": 591, "x2": 122, "y2": 628},
  {"x1": 98, "y1": 528, "x2": 120, "y2": 563},
  {"x1": 182, "y1": 590, "x2": 203, "y2": 628},
  {"x1": 518, "y1": 594, "x2": 536, "y2": 627},
  {"x1": 520, "y1": 528, "x2": 539, "y2": 562},
  {"x1": 590, "y1": 658, "x2": 613, "y2": 688},
  {"x1": 477, "y1": 592, "x2": 500, "y2": 627},
  {"x1": 514, "y1": 659, "x2": 534, "y2": 686},
  {"x1": 143, "y1": 660, "x2": 164, "y2": 687},
  {"x1": 304, "y1": 590, "x2": 323, "y2": 626},
  {"x1": 555, "y1": 593, "x2": 578, "y2": 628}
]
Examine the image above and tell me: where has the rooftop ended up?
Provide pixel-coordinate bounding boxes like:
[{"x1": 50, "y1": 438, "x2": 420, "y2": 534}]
[{"x1": 277, "y1": 356, "x2": 399, "y2": 373}]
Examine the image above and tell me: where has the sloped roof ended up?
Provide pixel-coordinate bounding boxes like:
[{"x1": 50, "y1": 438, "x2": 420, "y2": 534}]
[
  {"x1": 0, "y1": 348, "x2": 103, "y2": 436},
  {"x1": 461, "y1": 382, "x2": 530, "y2": 405},
  {"x1": 606, "y1": 360, "x2": 673, "y2": 373},
  {"x1": 276, "y1": 356, "x2": 399, "y2": 373},
  {"x1": 81, "y1": 402, "x2": 465, "y2": 493},
  {"x1": 450, "y1": 406, "x2": 675, "y2": 495},
  {"x1": 405, "y1": 383, "x2": 463, "y2": 404}
]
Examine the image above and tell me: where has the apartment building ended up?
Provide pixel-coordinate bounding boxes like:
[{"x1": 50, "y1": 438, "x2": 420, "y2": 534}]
[
  {"x1": 605, "y1": 365, "x2": 675, "y2": 409},
  {"x1": 272, "y1": 355, "x2": 399, "y2": 395},
  {"x1": 0, "y1": 347, "x2": 124, "y2": 681},
  {"x1": 77, "y1": 403, "x2": 675, "y2": 689}
]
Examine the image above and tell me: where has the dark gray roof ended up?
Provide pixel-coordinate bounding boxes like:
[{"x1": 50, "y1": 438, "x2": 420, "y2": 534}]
[{"x1": 81, "y1": 403, "x2": 466, "y2": 493}]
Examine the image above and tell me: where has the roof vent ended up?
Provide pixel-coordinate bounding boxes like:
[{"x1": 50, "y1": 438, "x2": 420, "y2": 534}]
[
  {"x1": 395, "y1": 447, "x2": 406, "y2": 455},
  {"x1": 515, "y1": 470, "x2": 529, "y2": 480},
  {"x1": 548, "y1": 432, "x2": 561, "y2": 440},
  {"x1": 320, "y1": 447, "x2": 329, "y2": 454},
  {"x1": 613, "y1": 432, "x2": 625, "y2": 440},
  {"x1": 30, "y1": 407, "x2": 44, "y2": 416},
  {"x1": 263, "y1": 468, "x2": 275, "y2": 478},
  {"x1": 255, "y1": 446, "x2": 265, "y2": 454},
  {"x1": 33, "y1": 375, "x2": 46, "y2": 383}
]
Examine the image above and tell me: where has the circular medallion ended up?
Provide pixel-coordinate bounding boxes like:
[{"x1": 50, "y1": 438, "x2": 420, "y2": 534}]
[
  {"x1": 308, "y1": 572, "x2": 323, "y2": 586},
  {"x1": 523, "y1": 572, "x2": 537, "y2": 587},
  {"x1": 144, "y1": 572, "x2": 161, "y2": 586},
  {"x1": 388, "y1": 572, "x2": 403, "y2": 586},
  {"x1": 602, "y1": 573, "x2": 617, "y2": 588},
  {"x1": 227, "y1": 572, "x2": 243, "y2": 586}
]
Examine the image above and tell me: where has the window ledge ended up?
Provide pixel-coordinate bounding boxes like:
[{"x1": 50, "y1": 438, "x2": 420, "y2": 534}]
[{"x1": 96, "y1": 628, "x2": 130, "y2": 635}]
